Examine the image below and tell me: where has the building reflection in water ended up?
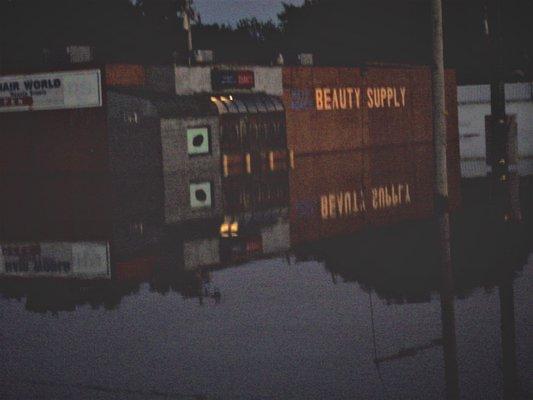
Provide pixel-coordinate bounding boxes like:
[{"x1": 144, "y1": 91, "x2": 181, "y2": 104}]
[
  {"x1": 0, "y1": 89, "x2": 292, "y2": 306},
  {"x1": 0, "y1": 203, "x2": 530, "y2": 400},
  {"x1": 0, "y1": 147, "x2": 531, "y2": 398}
]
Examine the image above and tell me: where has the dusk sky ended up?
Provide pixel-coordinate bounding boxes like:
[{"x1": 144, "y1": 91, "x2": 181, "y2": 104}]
[{"x1": 194, "y1": 0, "x2": 304, "y2": 25}]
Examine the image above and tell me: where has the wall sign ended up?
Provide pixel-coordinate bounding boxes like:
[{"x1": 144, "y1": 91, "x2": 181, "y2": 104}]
[
  {"x1": 314, "y1": 86, "x2": 406, "y2": 111},
  {"x1": 319, "y1": 182, "x2": 412, "y2": 220},
  {"x1": 0, "y1": 69, "x2": 102, "y2": 112},
  {"x1": 211, "y1": 70, "x2": 255, "y2": 90},
  {"x1": 290, "y1": 89, "x2": 314, "y2": 110},
  {"x1": 187, "y1": 127, "x2": 210, "y2": 155},
  {"x1": 190, "y1": 182, "x2": 213, "y2": 209}
]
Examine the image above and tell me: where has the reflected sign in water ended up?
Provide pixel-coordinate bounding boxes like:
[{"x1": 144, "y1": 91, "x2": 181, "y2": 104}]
[{"x1": 0, "y1": 241, "x2": 110, "y2": 278}]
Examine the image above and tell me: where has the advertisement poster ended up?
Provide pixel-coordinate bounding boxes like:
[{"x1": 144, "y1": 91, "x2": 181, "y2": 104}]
[{"x1": 0, "y1": 69, "x2": 102, "y2": 112}]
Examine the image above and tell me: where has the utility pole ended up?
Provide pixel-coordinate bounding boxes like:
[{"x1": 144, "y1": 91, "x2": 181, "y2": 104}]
[
  {"x1": 431, "y1": 1, "x2": 459, "y2": 398},
  {"x1": 486, "y1": 0, "x2": 521, "y2": 222},
  {"x1": 431, "y1": 0, "x2": 451, "y2": 262},
  {"x1": 182, "y1": 0, "x2": 194, "y2": 66},
  {"x1": 431, "y1": 0, "x2": 448, "y2": 215}
]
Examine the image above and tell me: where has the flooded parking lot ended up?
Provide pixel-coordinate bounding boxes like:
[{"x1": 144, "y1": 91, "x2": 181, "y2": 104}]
[
  {"x1": 1, "y1": 185, "x2": 531, "y2": 400},
  {"x1": 0, "y1": 63, "x2": 531, "y2": 400}
]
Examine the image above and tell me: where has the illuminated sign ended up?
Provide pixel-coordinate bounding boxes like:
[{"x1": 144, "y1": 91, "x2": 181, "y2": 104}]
[
  {"x1": 320, "y1": 183, "x2": 412, "y2": 220},
  {"x1": 212, "y1": 70, "x2": 255, "y2": 90},
  {"x1": 314, "y1": 86, "x2": 406, "y2": 111},
  {"x1": 0, "y1": 69, "x2": 102, "y2": 112}
]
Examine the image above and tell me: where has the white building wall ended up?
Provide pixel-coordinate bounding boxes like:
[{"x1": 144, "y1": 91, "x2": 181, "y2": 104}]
[
  {"x1": 250, "y1": 66, "x2": 283, "y2": 96},
  {"x1": 175, "y1": 66, "x2": 212, "y2": 94},
  {"x1": 174, "y1": 65, "x2": 283, "y2": 96},
  {"x1": 458, "y1": 83, "x2": 533, "y2": 177}
]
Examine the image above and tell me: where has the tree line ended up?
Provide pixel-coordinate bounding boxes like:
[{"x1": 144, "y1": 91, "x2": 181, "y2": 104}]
[{"x1": 0, "y1": 0, "x2": 531, "y2": 83}]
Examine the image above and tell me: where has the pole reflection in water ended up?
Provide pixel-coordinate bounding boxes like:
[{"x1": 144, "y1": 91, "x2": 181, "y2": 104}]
[
  {"x1": 439, "y1": 227, "x2": 460, "y2": 400},
  {"x1": 317, "y1": 222, "x2": 450, "y2": 398},
  {"x1": 368, "y1": 291, "x2": 389, "y2": 399},
  {"x1": 499, "y1": 274, "x2": 518, "y2": 400}
]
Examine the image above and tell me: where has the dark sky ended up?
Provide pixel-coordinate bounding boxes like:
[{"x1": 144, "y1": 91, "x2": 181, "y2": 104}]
[{"x1": 194, "y1": 0, "x2": 304, "y2": 25}]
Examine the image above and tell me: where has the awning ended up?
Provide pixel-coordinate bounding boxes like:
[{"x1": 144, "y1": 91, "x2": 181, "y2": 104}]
[
  {"x1": 209, "y1": 93, "x2": 285, "y2": 115},
  {"x1": 108, "y1": 88, "x2": 285, "y2": 118}
]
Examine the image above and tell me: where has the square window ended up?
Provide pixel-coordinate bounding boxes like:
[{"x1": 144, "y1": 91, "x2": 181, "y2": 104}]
[
  {"x1": 189, "y1": 181, "x2": 213, "y2": 209},
  {"x1": 187, "y1": 127, "x2": 210, "y2": 155}
]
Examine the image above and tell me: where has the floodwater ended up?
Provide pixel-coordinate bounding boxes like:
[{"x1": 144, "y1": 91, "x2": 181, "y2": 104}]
[{"x1": 1, "y1": 184, "x2": 532, "y2": 400}]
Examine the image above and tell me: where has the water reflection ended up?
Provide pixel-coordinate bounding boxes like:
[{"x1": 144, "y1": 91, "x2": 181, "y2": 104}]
[
  {"x1": 0, "y1": 255, "x2": 223, "y2": 313},
  {"x1": 294, "y1": 196, "x2": 531, "y2": 400},
  {"x1": 1, "y1": 233, "x2": 531, "y2": 399},
  {"x1": 1, "y1": 160, "x2": 532, "y2": 399},
  {"x1": 499, "y1": 268, "x2": 520, "y2": 400}
]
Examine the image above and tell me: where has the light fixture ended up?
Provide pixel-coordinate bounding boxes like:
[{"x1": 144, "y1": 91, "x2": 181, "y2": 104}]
[
  {"x1": 220, "y1": 222, "x2": 230, "y2": 237},
  {"x1": 230, "y1": 221, "x2": 239, "y2": 237}
]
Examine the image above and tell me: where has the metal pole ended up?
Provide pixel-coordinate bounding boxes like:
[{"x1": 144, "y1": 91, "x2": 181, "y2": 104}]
[
  {"x1": 487, "y1": 0, "x2": 522, "y2": 222},
  {"x1": 499, "y1": 278, "x2": 519, "y2": 399},
  {"x1": 488, "y1": 0, "x2": 508, "y2": 185}
]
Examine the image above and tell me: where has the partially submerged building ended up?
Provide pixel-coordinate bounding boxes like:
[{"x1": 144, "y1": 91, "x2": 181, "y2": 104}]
[
  {"x1": 283, "y1": 66, "x2": 461, "y2": 244},
  {"x1": 0, "y1": 64, "x2": 291, "y2": 276},
  {"x1": 0, "y1": 62, "x2": 462, "y2": 276}
]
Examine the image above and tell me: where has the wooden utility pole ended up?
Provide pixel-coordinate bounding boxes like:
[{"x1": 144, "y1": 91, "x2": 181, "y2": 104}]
[
  {"x1": 440, "y1": 262, "x2": 460, "y2": 400},
  {"x1": 488, "y1": 0, "x2": 506, "y2": 123},
  {"x1": 431, "y1": 0, "x2": 448, "y2": 212},
  {"x1": 182, "y1": 0, "x2": 194, "y2": 65},
  {"x1": 431, "y1": 1, "x2": 459, "y2": 398},
  {"x1": 431, "y1": 0, "x2": 451, "y2": 261}
]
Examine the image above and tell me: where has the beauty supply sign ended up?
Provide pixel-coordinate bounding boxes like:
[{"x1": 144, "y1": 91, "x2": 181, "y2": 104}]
[{"x1": 0, "y1": 69, "x2": 102, "y2": 112}]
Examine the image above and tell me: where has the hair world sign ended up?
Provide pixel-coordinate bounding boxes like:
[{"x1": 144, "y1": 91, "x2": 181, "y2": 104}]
[
  {"x1": 314, "y1": 86, "x2": 407, "y2": 111},
  {"x1": 0, "y1": 69, "x2": 102, "y2": 112}
]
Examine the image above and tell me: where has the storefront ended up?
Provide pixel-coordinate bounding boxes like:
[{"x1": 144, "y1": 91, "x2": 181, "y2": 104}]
[{"x1": 283, "y1": 66, "x2": 461, "y2": 244}]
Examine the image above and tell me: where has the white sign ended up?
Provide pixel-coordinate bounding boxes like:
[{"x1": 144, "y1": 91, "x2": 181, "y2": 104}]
[
  {"x1": 190, "y1": 182, "x2": 213, "y2": 208},
  {"x1": 187, "y1": 127, "x2": 210, "y2": 155},
  {"x1": 0, "y1": 242, "x2": 111, "y2": 278},
  {"x1": 0, "y1": 69, "x2": 102, "y2": 112}
]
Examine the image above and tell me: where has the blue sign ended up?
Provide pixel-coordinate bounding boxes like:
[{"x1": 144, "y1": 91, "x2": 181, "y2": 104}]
[{"x1": 290, "y1": 89, "x2": 314, "y2": 110}]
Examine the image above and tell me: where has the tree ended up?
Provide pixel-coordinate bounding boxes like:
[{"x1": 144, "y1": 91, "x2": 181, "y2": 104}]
[{"x1": 276, "y1": 0, "x2": 533, "y2": 83}]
